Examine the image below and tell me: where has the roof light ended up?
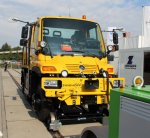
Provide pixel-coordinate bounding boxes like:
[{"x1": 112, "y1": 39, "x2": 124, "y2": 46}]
[{"x1": 82, "y1": 15, "x2": 86, "y2": 20}]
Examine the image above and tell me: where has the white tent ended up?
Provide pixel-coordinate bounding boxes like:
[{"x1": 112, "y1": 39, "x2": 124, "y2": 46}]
[{"x1": 142, "y1": 6, "x2": 150, "y2": 47}]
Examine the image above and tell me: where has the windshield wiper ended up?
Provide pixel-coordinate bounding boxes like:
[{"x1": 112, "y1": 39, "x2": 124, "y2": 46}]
[
  {"x1": 83, "y1": 51, "x2": 103, "y2": 60},
  {"x1": 44, "y1": 37, "x2": 53, "y2": 58},
  {"x1": 64, "y1": 50, "x2": 85, "y2": 53},
  {"x1": 60, "y1": 50, "x2": 84, "y2": 56},
  {"x1": 60, "y1": 50, "x2": 103, "y2": 59}
]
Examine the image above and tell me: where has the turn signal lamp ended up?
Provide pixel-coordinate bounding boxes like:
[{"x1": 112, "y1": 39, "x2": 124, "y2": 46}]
[
  {"x1": 82, "y1": 15, "x2": 86, "y2": 19},
  {"x1": 133, "y1": 76, "x2": 144, "y2": 88},
  {"x1": 107, "y1": 68, "x2": 113, "y2": 73},
  {"x1": 42, "y1": 66, "x2": 57, "y2": 72}
]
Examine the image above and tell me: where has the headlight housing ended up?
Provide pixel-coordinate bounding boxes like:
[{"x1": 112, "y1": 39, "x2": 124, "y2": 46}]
[
  {"x1": 61, "y1": 70, "x2": 68, "y2": 77},
  {"x1": 107, "y1": 45, "x2": 113, "y2": 51},
  {"x1": 113, "y1": 80, "x2": 123, "y2": 88},
  {"x1": 40, "y1": 41, "x2": 46, "y2": 48}
]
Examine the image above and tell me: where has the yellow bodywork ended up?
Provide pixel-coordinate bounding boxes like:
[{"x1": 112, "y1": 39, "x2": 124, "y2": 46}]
[{"x1": 37, "y1": 55, "x2": 124, "y2": 106}]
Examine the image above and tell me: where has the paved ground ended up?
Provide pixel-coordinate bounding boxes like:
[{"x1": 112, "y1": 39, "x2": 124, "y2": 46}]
[
  {"x1": 0, "y1": 68, "x2": 101, "y2": 138},
  {"x1": 0, "y1": 69, "x2": 7, "y2": 138},
  {"x1": 0, "y1": 69, "x2": 52, "y2": 138}
]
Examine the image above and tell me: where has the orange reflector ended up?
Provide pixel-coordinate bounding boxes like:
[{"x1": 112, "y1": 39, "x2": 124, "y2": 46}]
[
  {"x1": 107, "y1": 68, "x2": 113, "y2": 73},
  {"x1": 82, "y1": 15, "x2": 86, "y2": 19},
  {"x1": 42, "y1": 66, "x2": 57, "y2": 72},
  {"x1": 120, "y1": 84, "x2": 124, "y2": 89},
  {"x1": 135, "y1": 78, "x2": 142, "y2": 85}
]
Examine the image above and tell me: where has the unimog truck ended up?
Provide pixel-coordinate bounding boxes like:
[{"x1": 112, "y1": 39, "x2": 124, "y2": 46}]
[{"x1": 19, "y1": 16, "x2": 124, "y2": 130}]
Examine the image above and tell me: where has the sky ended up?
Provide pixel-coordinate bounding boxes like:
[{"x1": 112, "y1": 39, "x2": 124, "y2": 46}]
[{"x1": 0, "y1": 0, "x2": 150, "y2": 47}]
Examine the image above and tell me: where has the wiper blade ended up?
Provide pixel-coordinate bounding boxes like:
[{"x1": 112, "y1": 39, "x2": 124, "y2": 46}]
[
  {"x1": 60, "y1": 53, "x2": 74, "y2": 56},
  {"x1": 64, "y1": 50, "x2": 85, "y2": 53},
  {"x1": 83, "y1": 51, "x2": 103, "y2": 60},
  {"x1": 44, "y1": 37, "x2": 53, "y2": 58},
  {"x1": 61, "y1": 50, "x2": 103, "y2": 59},
  {"x1": 60, "y1": 50, "x2": 84, "y2": 56}
]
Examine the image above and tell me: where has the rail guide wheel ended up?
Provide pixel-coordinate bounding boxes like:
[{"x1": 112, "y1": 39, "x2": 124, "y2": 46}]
[{"x1": 47, "y1": 112, "x2": 62, "y2": 131}]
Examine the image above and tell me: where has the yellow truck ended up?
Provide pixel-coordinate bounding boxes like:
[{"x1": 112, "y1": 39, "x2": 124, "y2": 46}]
[{"x1": 20, "y1": 16, "x2": 124, "y2": 130}]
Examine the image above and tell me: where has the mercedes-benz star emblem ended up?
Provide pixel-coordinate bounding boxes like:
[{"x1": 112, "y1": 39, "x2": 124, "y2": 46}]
[{"x1": 79, "y1": 65, "x2": 85, "y2": 70}]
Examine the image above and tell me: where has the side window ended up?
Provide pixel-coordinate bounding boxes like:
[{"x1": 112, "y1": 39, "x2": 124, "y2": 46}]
[
  {"x1": 89, "y1": 28, "x2": 96, "y2": 39},
  {"x1": 30, "y1": 25, "x2": 39, "y2": 55},
  {"x1": 34, "y1": 26, "x2": 39, "y2": 47},
  {"x1": 89, "y1": 27, "x2": 100, "y2": 41},
  {"x1": 23, "y1": 46, "x2": 27, "y2": 65}
]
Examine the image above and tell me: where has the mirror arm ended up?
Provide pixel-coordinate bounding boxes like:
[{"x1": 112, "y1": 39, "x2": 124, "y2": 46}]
[
  {"x1": 35, "y1": 48, "x2": 42, "y2": 55},
  {"x1": 107, "y1": 50, "x2": 111, "y2": 55}
]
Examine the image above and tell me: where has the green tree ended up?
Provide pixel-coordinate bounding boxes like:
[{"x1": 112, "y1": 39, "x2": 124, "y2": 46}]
[
  {"x1": 0, "y1": 43, "x2": 11, "y2": 51},
  {"x1": 12, "y1": 46, "x2": 21, "y2": 51}
]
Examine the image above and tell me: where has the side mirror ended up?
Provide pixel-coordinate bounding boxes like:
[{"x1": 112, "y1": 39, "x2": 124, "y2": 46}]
[
  {"x1": 21, "y1": 26, "x2": 29, "y2": 38},
  {"x1": 107, "y1": 45, "x2": 119, "y2": 54},
  {"x1": 20, "y1": 39, "x2": 28, "y2": 46},
  {"x1": 113, "y1": 32, "x2": 118, "y2": 45}
]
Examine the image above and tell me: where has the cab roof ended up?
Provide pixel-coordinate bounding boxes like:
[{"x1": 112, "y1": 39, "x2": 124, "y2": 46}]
[{"x1": 37, "y1": 16, "x2": 98, "y2": 24}]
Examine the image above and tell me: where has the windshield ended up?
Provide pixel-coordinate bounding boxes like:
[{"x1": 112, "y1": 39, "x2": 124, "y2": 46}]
[{"x1": 42, "y1": 18, "x2": 104, "y2": 57}]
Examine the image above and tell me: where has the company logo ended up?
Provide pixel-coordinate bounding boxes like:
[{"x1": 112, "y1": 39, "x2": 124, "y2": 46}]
[
  {"x1": 79, "y1": 65, "x2": 85, "y2": 70},
  {"x1": 125, "y1": 56, "x2": 136, "y2": 69},
  {"x1": 127, "y1": 56, "x2": 133, "y2": 64}
]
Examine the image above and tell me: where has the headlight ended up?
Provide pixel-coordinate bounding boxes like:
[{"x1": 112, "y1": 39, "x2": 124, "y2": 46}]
[
  {"x1": 107, "y1": 45, "x2": 113, "y2": 51},
  {"x1": 61, "y1": 70, "x2": 68, "y2": 77},
  {"x1": 113, "y1": 80, "x2": 123, "y2": 88},
  {"x1": 40, "y1": 41, "x2": 46, "y2": 48}
]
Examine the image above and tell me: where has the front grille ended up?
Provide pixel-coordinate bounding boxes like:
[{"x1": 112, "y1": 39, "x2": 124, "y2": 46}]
[{"x1": 66, "y1": 64, "x2": 98, "y2": 74}]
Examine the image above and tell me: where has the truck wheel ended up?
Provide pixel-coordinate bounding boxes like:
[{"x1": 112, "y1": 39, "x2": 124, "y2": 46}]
[
  {"x1": 81, "y1": 131, "x2": 97, "y2": 138},
  {"x1": 37, "y1": 107, "x2": 50, "y2": 122},
  {"x1": 22, "y1": 85, "x2": 25, "y2": 94},
  {"x1": 33, "y1": 86, "x2": 50, "y2": 122}
]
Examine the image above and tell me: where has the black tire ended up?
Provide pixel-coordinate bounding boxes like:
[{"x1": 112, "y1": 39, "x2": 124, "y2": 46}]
[
  {"x1": 26, "y1": 95, "x2": 32, "y2": 105},
  {"x1": 21, "y1": 70, "x2": 26, "y2": 94},
  {"x1": 22, "y1": 85, "x2": 25, "y2": 94},
  {"x1": 37, "y1": 107, "x2": 50, "y2": 122},
  {"x1": 34, "y1": 86, "x2": 50, "y2": 122},
  {"x1": 81, "y1": 131, "x2": 97, "y2": 138}
]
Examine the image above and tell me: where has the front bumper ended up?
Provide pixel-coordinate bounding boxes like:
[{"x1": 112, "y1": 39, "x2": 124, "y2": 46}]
[{"x1": 41, "y1": 77, "x2": 125, "y2": 105}]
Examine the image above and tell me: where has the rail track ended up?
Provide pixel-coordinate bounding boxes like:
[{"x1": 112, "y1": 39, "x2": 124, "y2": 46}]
[{"x1": 7, "y1": 69, "x2": 65, "y2": 138}]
